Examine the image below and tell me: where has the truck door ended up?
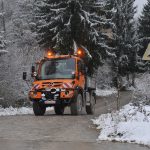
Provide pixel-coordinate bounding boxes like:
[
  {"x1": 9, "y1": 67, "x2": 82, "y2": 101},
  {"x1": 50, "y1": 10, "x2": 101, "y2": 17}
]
[{"x1": 77, "y1": 60, "x2": 85, "y2": 89}]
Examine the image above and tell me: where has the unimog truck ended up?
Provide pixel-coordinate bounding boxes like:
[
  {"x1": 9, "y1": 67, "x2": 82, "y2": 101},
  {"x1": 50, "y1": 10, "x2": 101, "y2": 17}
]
[{"x1": 23, "y1": 48, "x2": 96, "y2": 116}]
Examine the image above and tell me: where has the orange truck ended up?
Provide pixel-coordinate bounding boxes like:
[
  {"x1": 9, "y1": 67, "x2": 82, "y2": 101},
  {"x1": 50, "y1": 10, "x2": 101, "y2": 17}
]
[{"x1": 23, "y1": 49, "x2": 96, "y2": 116}]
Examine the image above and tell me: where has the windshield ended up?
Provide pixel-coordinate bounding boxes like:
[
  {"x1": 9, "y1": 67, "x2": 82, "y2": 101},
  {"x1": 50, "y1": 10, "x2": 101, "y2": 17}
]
[{"x1": 40, "y1": 58, "x2": 76, "y2": 80}]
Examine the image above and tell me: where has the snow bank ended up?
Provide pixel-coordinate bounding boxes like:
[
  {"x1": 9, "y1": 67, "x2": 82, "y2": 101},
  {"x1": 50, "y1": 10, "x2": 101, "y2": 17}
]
[
  {"x1": 0, "y1": 106, "x2": 53, "y2": 116},
  {"x1": 92, "y1": 103, "x2": 150, "y2": 147},
  {"x1": 0, "y1": 107, "x2": 33, "y2": 116},
  {"x1": 135, "y1": 73, "x2": 150, "y2": 95},
  {"x1": 93, "y1": 73, "x2": 150, "y2": 146},
  {"x1": 96, "y1": 88, "x2": 117, "y2": 96}
]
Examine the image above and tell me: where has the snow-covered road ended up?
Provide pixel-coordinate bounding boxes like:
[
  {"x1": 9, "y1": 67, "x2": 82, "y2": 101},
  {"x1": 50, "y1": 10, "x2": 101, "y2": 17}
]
[
  {"x1": 96, "y1": 88, "x2": 117, "y2": 97},
  {"x1": 0, "y1": 88, "x2": 116, "y2": 116},
  {"x1": 0, "y1": 91, "x2": 145, "y2": 150}
]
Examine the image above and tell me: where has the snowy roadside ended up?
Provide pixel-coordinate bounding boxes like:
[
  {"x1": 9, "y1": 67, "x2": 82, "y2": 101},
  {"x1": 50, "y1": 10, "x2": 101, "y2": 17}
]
[
  {"x1": 93, "y1": 73, "x2": 150, "y2": 147},
  {"x1": 96, "y1": 88, "x2": 117, "y2": 97},
  {"x1": 0, "y1": 106, "x2": 53, "y2": 116},
  {"x1": 92, "y1": 103, "x2": 150, "y2": 147}
]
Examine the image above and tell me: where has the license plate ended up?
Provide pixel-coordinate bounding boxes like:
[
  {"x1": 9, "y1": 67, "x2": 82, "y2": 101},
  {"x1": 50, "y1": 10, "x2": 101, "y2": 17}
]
[
  {"x1": 45, "y1": 88, "x2": 51, "y2": 91},
  {"x1": 44, "y1": 100, "x2": 56, "y2": 105}
]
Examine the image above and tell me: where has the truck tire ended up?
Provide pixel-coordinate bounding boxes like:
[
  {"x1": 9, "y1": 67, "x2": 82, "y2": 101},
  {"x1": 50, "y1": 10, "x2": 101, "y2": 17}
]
[
  {"x1": 70, "y1": 93, "x2": 83, "y2": 115},
  {"x1": 54, "y1": 105, "x2": 64, "y2": 115},
  {"x1": 86, "y1": 94, "x2": 95, "y2": 115},
  {"x1": 33, "y1": 102, "x2": 46, "y2": 116}
]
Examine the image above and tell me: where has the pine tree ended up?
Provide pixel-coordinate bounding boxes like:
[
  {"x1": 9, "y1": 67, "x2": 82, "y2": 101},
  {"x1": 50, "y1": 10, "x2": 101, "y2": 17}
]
[
  {"x1": 34, "y1": 0, "x2": 114, "y2": 74},
  {"x1": 105, "y1": 0, "x2": 137, "y2": 87},
  {"x1": 138, "y1": 0, "x2": 150, "y2": 57},
  {"x1": 113, "y1": 0, "x2": 136, "y2": 74}
]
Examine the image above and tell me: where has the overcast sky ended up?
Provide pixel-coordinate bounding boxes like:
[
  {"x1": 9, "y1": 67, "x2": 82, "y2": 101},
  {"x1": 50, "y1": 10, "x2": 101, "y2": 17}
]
[{"x1": 135, "y1": 0, "x2": 147, "y2": 17}]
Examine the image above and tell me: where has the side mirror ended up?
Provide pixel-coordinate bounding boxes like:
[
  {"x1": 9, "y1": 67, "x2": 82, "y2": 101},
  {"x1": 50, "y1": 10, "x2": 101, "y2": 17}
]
[
  {"x1": 31, "y1": 66, "x2": 36, "y2": 77},
  {"x1": 23, "y1": 72, "x2": 27, "y2": 80},
  {"x1": 32, "y1": 65, "x2": 35, "y2": 72}
]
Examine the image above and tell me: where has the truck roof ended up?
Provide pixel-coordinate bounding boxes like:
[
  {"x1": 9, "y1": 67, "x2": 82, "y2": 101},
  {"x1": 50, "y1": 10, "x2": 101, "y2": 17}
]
[
  {"x1": 36, "y1": 55, "x2": 82, "y2": 64},
  {"x1": 46, "y1": 54, "x2": 82, "y2": 60}
]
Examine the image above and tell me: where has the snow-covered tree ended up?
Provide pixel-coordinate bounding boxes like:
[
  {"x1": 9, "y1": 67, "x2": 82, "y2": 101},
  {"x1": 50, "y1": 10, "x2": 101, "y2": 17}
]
[
  {"x1": 0, "y1": 0, "x2": 7, "y2": 53},
  {"x1": 138, "y1": 0, "x2": 150, "y2": 57},
  {"x1": 0, "y1": 0, "x2": 6, "y2": 34},
  {"x1": 0, "y1": 0, "x2": 41, "y2": 106},
  {"x1": 34, "y1": 0, "x2": 114, "y2": 74},
  {"x1": 10, "y1": 0, "x2": 36, "y2": 47},
  {"x1": 106, "y1": 0, "x2": 137, "y2": 87},
  {"x1": 0, "y1": 34, "x2": 5, "y2": 50}
]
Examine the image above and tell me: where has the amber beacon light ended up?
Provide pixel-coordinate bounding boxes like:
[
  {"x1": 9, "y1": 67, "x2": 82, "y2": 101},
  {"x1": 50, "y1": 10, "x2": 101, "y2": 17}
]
[
  {"x1": 45, "y1": 49, "x2": 55, "y2": 58},
  {"x1": 48, "y1": 51, "x2": 53, "y2": 56},
  {"x1": 76, "y1": 48, "x2": 85, "y2": 58},
  {"x1": 77, "y1": 49, "x2": 82, "y2": 55}
]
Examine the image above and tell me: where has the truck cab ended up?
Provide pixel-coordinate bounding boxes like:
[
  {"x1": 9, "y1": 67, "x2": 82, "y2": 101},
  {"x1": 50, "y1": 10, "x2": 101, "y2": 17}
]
[{"x1": 23, "y1": 50, "x2": 96, "y2": 116}]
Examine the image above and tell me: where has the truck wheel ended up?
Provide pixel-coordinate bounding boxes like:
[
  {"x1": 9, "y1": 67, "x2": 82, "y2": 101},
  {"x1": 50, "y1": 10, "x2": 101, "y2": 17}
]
[
  {"x1": 54, "y1": 105, "x2": 64, "y2": 115},
  {"x1": 33, "y1": 102, "x2": 46, "y2": 116},
  {"x1": 70, "y1": 94, "x2": 83, "y2": 115},
  {"x1": 86, "y1": 94, "x2": 95, "y2": 115}
]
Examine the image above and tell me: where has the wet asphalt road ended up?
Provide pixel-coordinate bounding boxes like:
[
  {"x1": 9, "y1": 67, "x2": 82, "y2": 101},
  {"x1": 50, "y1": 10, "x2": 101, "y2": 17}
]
[{"x1": 0, "y1": 91, "x2": 149, "y2": 150}]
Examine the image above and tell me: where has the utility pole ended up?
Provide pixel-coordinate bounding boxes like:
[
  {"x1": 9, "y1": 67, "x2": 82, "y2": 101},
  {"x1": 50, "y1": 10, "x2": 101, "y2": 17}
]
[{"x1": 116, "y1": 65, "x2": 120, "y2": 110}]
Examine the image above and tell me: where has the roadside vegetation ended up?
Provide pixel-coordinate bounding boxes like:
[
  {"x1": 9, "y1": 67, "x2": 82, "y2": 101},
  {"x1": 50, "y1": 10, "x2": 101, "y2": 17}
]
[{"x1": 0, "y1": 0, "x2": 150, "y2": 107}]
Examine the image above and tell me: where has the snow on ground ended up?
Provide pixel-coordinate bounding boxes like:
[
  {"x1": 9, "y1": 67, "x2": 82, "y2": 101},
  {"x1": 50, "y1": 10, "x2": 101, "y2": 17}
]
[
  {"x1": 92, "y1": 102, "x2": 150, "y2": 147},
  {"x1": 96, "y1": 88, "x2": 117, "y2": 97},
  {"x1": 0, "y1": 106, "x2": 53, "y2": 116},
  {"x1": 135, "y1": 73, "x2": 150, "y2": 95},
  {"x1": 93, "y1": 73, "x2": 150, "y2": 147}
]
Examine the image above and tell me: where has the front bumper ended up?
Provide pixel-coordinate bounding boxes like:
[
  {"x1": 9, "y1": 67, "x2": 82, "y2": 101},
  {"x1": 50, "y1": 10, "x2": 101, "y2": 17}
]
[{"x1": 29, "y1": 88, "x2": 75, "y2": 102}]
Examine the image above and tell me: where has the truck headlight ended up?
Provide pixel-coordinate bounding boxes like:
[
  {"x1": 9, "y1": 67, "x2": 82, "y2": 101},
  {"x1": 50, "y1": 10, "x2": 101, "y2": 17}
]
[
  {"x1": 61, "y1": 89, "x2": 66, "y2": 92},
  {"x1": 56, "y1": 88, "x2": 60, "y2": 92}
]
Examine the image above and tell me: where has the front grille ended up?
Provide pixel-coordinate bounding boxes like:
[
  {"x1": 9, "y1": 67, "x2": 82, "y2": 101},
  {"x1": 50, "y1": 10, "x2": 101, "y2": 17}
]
[
  {"x1": 42, "y1": 91, "x2": 60, "y2": 100},
  {"x1": 43, "y1": 91, "x2": 53, "y2": 99},
  {"x1": 42, "y1": 82, "x2": 63, "y2": 87}
]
